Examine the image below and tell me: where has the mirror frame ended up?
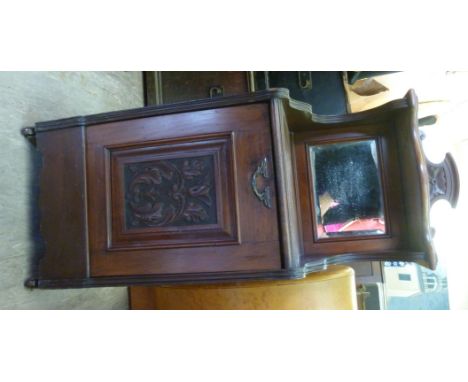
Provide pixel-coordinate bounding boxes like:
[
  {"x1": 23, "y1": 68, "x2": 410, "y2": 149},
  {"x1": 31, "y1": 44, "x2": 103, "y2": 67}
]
[{"x1": 288, "y1": 90, "x2": 437, "y2": 270}]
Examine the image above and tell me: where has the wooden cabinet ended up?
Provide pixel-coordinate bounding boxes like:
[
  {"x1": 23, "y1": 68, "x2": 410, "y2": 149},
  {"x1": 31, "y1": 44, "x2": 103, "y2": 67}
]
[
  {"x1": 144, "y1": 71, "x2": 251, "y2": 105},
  {"x1": 24, "y1": 88, "x2": 442, "y2": 288}
]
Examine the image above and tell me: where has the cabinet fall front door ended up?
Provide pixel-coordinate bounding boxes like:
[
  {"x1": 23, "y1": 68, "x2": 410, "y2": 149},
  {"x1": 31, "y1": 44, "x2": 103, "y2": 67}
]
[{"x1": 86, "y1": 103, "x2": 282, "y2": 277}]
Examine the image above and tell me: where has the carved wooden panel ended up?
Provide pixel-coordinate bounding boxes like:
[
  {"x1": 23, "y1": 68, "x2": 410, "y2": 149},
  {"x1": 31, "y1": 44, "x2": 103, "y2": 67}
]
[
  {"x1": 124, "y1": 154, "x2": 218, "y2": 229},
  {"x1": 427, "y1": 153, "x2": 459, "y2": 208},
  {"x1": 107, "y1": 134, "x2": 239, "y2": 250},
  {"x1": 86, "y1": 102, "x2": 281, "y2": 277}
]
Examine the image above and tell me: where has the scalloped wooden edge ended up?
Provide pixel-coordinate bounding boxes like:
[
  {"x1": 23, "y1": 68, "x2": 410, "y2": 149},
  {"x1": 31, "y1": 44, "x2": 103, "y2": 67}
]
[
  {"x1": 33, "y1": 87, "x2": 410, "y2": 131},
  {"x1": 404, "y1": 89, "x2": 437, "y2": 270}
]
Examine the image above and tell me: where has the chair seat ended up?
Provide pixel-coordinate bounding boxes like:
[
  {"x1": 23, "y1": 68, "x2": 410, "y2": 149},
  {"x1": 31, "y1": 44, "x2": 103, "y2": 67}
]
[{"x1": 130, "y1": 265, "x2": 357, "y2": 310}]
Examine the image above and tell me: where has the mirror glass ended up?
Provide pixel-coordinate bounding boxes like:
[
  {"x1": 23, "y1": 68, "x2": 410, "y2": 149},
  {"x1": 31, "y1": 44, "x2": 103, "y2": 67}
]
[{"x1": 309, "y1": 139, "x2": 386, "y2": 239}]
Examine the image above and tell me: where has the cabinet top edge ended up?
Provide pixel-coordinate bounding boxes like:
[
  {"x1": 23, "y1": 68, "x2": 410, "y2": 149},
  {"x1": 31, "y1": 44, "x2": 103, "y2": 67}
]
[
  {"x1": 33, "y1": 87, "x2": 412, "y2": 133},
  {"x1": 33, "y1": 88, "x2": 295, "y2": 132}
]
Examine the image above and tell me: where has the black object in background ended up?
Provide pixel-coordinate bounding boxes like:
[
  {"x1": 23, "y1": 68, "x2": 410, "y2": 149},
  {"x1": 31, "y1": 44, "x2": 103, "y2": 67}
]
[{"x1": 255, "y1": 71, "x2": 348, "y2": 115}]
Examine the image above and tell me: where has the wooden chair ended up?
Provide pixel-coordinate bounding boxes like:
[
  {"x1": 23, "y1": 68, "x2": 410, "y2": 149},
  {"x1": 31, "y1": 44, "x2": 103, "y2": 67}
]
[{"x1": 129, "y1": 265, "x2": 357, "y2": 310}]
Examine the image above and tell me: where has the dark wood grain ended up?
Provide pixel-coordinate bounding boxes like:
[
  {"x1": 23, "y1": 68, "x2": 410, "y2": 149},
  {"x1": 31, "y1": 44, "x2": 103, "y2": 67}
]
[
  {"x1": 33, "y1": 267, "x2": 309, "y2": 289},
  {"x1": 86, "y1": 102, "x2": 282, "y2": 277},
  {"x1": 394, "y1": 90, "x2": 436, "y2": 269},
  {"x1": 269, "y1": 98, "x2": 302, "y2": 269},
  {"x1": 33, "y1": 88, "x2": 409, "y2": 133},
  {"x1": 108, "y1": 134, "x2": 239, "y2": 250},
  {"x1": 160, "y1": 72, "x2": 250, "y2": 103},
  {"x1": 35, "y1": 126, "x2": 89, "y2": 279},
  {"x1": 26, "y1": 88, "x2": 437, "y2": 289},
  {"x1": 33, "y1": 89, "x2": 295, "y2": 132}
]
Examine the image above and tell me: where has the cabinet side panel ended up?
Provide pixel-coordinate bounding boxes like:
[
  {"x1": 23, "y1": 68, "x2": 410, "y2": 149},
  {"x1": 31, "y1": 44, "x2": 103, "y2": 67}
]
[
  {"x1": 36, "y1": 127, "x2": 89, "y2": 279},
  {"x1": 270, "y1": 99, "x2": 302, "y2": 269},
  {"x1": 395, "y1": 91, "x2": 436, "y2": 269}
]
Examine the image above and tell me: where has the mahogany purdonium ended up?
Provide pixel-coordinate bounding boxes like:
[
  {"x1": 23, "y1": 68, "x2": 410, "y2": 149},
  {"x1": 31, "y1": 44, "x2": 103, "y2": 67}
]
[{"x1": 24, "y1": 89, "x2": 444, "y2": 288}]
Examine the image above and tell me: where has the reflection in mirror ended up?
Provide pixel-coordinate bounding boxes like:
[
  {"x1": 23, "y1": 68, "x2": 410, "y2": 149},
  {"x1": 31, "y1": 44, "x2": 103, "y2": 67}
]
[{"x1": 310, "y1": 139, "x2": 386, "y2": 239}]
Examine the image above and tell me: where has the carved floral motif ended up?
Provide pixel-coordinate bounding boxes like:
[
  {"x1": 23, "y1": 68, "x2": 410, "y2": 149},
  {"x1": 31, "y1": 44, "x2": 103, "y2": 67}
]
[
  {"x1": 426, "y1": 153, "x2": 459, "y2": 208},
  {"x1": 124, "y1": 155, "x2": 217, "y2": 228},
  {"x1": 428, "y1": 163, "x2": 447, "y2": 200}
]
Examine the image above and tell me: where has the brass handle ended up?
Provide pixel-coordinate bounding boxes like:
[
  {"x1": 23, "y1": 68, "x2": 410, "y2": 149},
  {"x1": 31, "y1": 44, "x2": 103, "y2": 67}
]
[{"x1": 251, "y1": 157, "x2": 272, "y2": 209}]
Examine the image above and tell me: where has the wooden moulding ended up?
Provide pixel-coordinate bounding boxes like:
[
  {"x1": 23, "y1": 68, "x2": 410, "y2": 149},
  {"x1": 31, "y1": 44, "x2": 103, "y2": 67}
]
[
  {"x1": 286, "y1": 89, "x2": 435, "y2": 270},
  {"x1": 106, "y1": 134, "x2": 239, "y2": 250},
  {"x1": 269, "y1": 97, "x2": 303, "y2": 269},
  {"x1": 394, "y1": 90, "x2": 435, "y2": 269},
  {"x1": 33, "y1": 89, "x2": 294, "y2": 132},
  {"x1": 26, "y1": 89, "x2": 437, "y2": 289}
]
